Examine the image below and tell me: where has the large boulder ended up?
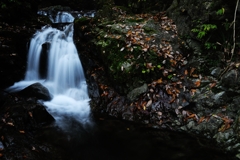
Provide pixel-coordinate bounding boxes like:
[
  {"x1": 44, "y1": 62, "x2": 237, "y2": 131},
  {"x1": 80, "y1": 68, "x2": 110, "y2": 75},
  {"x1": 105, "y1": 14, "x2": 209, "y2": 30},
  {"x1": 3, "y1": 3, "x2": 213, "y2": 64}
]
[{"x1": 18, "y1": 82, "x2": 52, "y2": 101}]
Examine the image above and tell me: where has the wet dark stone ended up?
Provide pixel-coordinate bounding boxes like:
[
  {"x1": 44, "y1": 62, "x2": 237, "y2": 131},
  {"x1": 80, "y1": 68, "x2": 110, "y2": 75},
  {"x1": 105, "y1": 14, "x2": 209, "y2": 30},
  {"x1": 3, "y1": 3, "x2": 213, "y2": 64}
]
[
  {"x1": 39, "y1": 42, "x2": 51, "y2": 79},
  {"x1": 31, "y1": 104, "x2": 55, "y2": 125},
  {"x1": 18, "y1": 82, "x2": 52, "y2": 101}
]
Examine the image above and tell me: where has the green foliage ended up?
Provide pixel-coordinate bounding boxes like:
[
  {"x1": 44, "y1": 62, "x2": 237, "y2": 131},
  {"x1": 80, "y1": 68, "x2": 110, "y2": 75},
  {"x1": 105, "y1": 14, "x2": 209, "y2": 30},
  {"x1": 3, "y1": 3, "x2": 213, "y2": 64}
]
[
  {"x1": 216, "y1": 8, "x2": 225, "y2": 15},
  {"x1": 191, "y1": 24, "x2": 217, "y2": 39},
  {"x1": 204, "y1": 42, "x2": 217, "y2": 50}
]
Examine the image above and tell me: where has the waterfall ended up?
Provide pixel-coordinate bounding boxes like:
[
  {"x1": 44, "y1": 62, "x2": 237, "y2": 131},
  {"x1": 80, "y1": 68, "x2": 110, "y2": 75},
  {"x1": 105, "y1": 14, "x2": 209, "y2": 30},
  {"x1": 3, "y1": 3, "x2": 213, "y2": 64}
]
[{"x1": 6, "y1": 11, "x2": 91, "y2": 126}]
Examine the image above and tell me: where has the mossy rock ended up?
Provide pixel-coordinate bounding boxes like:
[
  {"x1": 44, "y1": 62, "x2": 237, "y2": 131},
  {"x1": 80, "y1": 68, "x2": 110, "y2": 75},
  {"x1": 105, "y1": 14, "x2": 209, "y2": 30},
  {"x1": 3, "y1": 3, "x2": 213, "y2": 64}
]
[{"x1": 75, "y1": 17, "x2": 91, "y2": 25}]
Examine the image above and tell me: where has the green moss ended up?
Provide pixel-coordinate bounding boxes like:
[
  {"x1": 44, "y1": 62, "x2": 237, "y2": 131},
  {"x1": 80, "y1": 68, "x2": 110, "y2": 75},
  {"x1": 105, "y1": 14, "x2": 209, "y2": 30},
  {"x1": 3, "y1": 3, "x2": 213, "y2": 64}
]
[{"x1": 74, "y1": 17, "x2": 90, "y2": 25}]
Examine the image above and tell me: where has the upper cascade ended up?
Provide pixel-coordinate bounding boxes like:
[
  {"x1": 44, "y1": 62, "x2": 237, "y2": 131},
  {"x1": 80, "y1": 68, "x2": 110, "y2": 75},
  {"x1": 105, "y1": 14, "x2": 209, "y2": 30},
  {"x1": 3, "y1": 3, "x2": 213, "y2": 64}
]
[{"x1": 37, "y1": 8, "x2": 96, "y2": 23}]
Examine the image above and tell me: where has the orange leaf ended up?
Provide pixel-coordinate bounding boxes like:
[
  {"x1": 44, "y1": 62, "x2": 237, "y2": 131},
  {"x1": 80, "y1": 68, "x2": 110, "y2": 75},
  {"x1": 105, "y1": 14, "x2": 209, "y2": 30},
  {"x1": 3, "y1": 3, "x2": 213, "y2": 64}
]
[
  {"x1": 156, "y1": 78, "x2": 163, "y2": 84},
  {"x1": 145, "y1": 37, "x2": 151, "y2": 41},
  {"x1": 209, "y1": 82, "x2": 216, "y2": 88},
  {"x1": 198, "y1": 116, "x2": 205, "y2": 124},
  {"x1": 195, "y1": 80, "x2": 201, "y2": 87},
  {"x1": 166, "y1": 88, "x2": 173, "y2": 95},
  {"x1": 190, "y1": 89, "x2": 196, "y2": 96},
  {"x1": 170, "y1": 59, "x2": 177, "y2": 66}
]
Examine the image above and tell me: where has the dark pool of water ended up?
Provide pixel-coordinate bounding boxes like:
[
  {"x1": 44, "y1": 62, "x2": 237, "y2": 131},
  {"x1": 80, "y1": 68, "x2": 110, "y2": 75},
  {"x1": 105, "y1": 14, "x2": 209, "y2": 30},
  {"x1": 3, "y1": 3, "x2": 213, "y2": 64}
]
[{"x1": 37, "y1": 114, "x2": 236, "y2": 160}]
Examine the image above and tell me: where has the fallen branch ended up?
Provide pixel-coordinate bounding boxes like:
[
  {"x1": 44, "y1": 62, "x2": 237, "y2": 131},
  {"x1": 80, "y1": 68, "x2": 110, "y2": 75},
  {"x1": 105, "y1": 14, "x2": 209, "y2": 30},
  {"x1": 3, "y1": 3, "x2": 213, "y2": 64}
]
[{"x1": 230, "y1": 0, "x2": 239, "y2": 61}]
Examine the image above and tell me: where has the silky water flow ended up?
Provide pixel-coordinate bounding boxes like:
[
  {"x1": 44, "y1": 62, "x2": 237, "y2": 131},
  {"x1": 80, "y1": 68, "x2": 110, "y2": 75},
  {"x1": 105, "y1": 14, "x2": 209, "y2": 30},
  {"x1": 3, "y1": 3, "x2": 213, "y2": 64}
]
[{"x1": 6, "y1": 12, "x2": 91, "y2": 128}]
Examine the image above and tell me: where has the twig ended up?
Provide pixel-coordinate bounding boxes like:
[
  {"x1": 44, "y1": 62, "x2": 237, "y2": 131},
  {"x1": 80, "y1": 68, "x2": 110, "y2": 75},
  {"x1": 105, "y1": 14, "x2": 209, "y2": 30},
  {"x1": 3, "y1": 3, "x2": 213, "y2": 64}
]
[{"x1": 230, "y1": 0, "x2": 239, "y2": 61}]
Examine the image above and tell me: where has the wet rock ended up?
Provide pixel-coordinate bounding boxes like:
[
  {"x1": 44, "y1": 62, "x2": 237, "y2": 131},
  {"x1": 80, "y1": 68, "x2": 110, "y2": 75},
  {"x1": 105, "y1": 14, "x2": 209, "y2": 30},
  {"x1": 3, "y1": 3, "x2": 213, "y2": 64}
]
[
  {"x1": 221, "y1": 70, "x2": 240, "y2": 88},
  {"x1": 31, "y1": 103, "x2": 55, "y2": 125},
  {"x1": 192, "y1": 116, "x2": 223, "y2": 134},
  {"x1": 88, "y1": 76, "x2": 100, "y2": 99},
  {"x1": 127, "y1": 83, "x2": 148, "y2": 102},
  {"x1": 212, "y1": 91, "x2": 228, "y2": 106},
  {"x1": 211, "y1": 67, "x2": 222, "y2": 78},
  {"x1": 18, "y1": 82, "x2": 52, "y2": 101}
]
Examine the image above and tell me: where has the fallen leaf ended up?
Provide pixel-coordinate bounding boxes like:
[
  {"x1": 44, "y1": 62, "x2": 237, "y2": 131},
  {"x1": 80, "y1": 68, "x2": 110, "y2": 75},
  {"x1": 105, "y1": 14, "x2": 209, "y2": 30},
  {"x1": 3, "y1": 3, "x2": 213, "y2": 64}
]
[
  {"x1": 190, "y1": 67, "x2": 196, "y2": 76},
  {"x1": 146, "y1": 100, "x2": 152, "y2": 107},
  {"x1": 7, "y1": 122, "x2": 14, "y2": 126},
  {"x1": 195, "y1": 80, "x2": 201, "y2": 87},
  {"x1": 19, "y1": 130, "x2": 25, "y2": 134},
  {"x1": 29, "y1": 112, "x2": 33, "y2": 117},
  {"x1": 142, "y1": 48, "x2": 148, "y2": 52},
  {"x1": 156, "y1": 78, "x2": 163, "y2": 84},
  {"x1": 209, "y1": 82, "x2": 216, "y2": 88},
  {"x1": 192, "y1": 74, "x2": 199, "y2": 78},
  {"x1": 198, "y1": 116, "x2": 205, "y2": 124}
]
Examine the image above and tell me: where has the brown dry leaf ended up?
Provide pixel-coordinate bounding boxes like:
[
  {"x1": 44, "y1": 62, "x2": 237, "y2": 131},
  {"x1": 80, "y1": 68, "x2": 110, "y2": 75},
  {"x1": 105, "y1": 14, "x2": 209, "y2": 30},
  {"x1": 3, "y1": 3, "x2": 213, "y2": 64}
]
[
  {"x1": 184, "y1": 70, "x2": 188, "y2": 75},
  {"x1": 166, "y1": 88, "x2": 173, "y2": 95},
  {"x1": 198, "y1": 116, "x2": 205, "y2": 124},
  {"x1": 101, "y1": 91, "x2": 108, "y2": 97},
  {"x1": 145, "y1": 37, "x2": 151, "y2": 41},
  {"x1": 156, "y1": 78, "x2": 163, "y2": 84},
  {"x1": 169, "y1": 94, "x2": 176, "y2": 103},
  {"x1": 149, "y1": 88, "x2": 154, "y2": 92},
  {"x1": 195, "y1": 80, "x2": 201, "y2": 87},
  {"x1": 190, "y1": 89, "x2": 197, "y2": 96},
  {"x1": 192, "y1": 74, "x2": 199, "y2": 78},
  {"x1": 161, "y1": 16, "x2": 168, "y2": 20},
  {"x1": 165, "y1": 27, "x2": 171, "y2": 31},
  {"x1": 163, "y1": 70, "x2": 168, "y2": 77},
  {"x1": 190, "y1": 67, "x2": 196, "y2": 76},
  {"x1": 19, "y1": 130, "x2": 25, "y2": 134},
  {"x1": 126, "y1": 30, "x2": 132, "y2": 37},
  {"x1": 142, "y1": 48, "x2": 148, "y2": 52},
  {"x1": 29, "y1": 111, "x2": 33, "y2": 118},
  {"x1": 218, "y1": 123, "x2": 231, "y2": 132},
  {"x1": 170, "y1": 59, "x2": 177, "y2": 66},
  {"x1": 186, "y1": 113, "x2": 198, "y2": 121},
  {"x1": 146, "y1": 63, "x2": 153, "y2": 69},
  {"x1": 142, "y1": 101, "x2": 147, "y2": 107},
  {"x1": 7, "y1": 122, "x2": 14, "y2": 126},
  {"x1": 146, "y1": 100, "x2": 152, "y2": 107},
  {"x1": 209, "y1": 82, "x2": 217, "y2": 88}
]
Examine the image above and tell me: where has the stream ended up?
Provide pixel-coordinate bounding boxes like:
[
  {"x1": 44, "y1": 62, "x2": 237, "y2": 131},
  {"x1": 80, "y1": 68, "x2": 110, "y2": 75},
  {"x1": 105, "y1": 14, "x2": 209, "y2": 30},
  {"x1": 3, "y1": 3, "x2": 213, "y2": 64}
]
[{"x1": 3, "y1": 9, "x2": 236, "y2": 160}]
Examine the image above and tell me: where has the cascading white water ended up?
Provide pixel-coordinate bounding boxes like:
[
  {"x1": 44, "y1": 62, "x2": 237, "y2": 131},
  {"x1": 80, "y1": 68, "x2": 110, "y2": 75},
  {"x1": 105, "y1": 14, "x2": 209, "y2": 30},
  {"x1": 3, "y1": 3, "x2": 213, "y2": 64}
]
[{"x1": 6, "y1": 11, "x2": 91, "y2": 126}]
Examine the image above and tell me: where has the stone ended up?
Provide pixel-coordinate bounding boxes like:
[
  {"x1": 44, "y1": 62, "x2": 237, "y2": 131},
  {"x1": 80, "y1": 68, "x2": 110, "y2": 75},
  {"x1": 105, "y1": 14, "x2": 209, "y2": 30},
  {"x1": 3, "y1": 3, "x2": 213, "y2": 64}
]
[
  {"x1": 127, "y1": 83, "x2": 148, "y2": 101},
  {"x1": 19, "y1": 82, "x2": 52, "y2": 101},
  {"x1": 212, "y1": 91, "x2": 228, "y2": 106},
  {"x1": 221, "y1": 70, "x2": 239, "y2": 88},
  {"x1": 211, "y1": 67, "x2": 222, "y2": 78},
  {"x1": 31, "y1": 103, "x2": 55, "y2": 125}
]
